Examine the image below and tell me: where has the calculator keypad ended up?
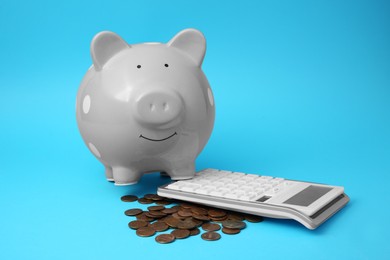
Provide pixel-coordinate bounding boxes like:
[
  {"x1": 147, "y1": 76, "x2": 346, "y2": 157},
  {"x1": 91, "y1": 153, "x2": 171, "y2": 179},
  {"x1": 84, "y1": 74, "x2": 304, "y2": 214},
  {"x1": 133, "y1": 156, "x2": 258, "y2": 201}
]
[{"x1": 166, "y1": 169, "x2": 295, "y2": 202}]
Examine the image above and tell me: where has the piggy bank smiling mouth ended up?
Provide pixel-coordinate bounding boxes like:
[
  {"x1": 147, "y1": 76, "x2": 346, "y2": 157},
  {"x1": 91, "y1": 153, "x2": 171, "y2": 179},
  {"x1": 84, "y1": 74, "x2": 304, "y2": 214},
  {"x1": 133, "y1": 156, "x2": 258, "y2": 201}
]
[{"x1": 139, "y1": 132, "x2": 178, "y2": 142}]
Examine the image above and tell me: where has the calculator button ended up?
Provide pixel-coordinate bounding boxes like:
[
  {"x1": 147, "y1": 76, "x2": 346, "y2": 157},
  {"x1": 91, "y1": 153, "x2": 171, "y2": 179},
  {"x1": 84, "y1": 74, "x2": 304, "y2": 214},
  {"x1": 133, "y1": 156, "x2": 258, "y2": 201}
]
[
  {"x1": 232, "y1": 189, "x2": 246, "y2": 195},
  {"x1": 212, "y1": 181, "x2": 225, "y2": 187},
  {"x1": 209, "y1": 190, "x2": 225, "y2": 197},
  {"x1": 262, "y1": 184, "x2": 273, "y2": 190},
  {"x1": 246, "y1": 174, "x2": 260, "y2": 178},
  {"x1": 225, "y1": 184, "x2": 239, "y2": 189},
  {"x1": 224, "y1": 193, "x2": 239, "y2": 199},
  {"x1": 274, "y1": 177, "x2": 285, "y2": 183},
  {"x1": 265, "y1": 187, "x2": 283, "y2": 196},
  {"x1": 194, "y1": 188, "x2": 209, "y2": 195},
  {"x1": 240, "y1": 186, "x2": 254, "y2": 193},
  {"x1": 203, "y1": 185, "x2": 217, "y2": 190},
  {"x1": 238, "y1": 192, "x2": 257, "y2": 201},
  {"x1": 219, "y1": 170, "x2": 232, "y2": 175},
  {"x1": 166, "y1": 183, "x2": 181, "y2": 190},
  {"x1": 253, "y1": 179, "x2": 268, "y2": 185},
  {"x1": 234, "y1": 180, "x2": 246, "y2": 186},
  {"x1": 238, "y1": 195, "x2": 251, "y2": 201},
  {"x1": 181, "y1": 186, "x2": 196, "y2": 192},
  {"x1": 218, "y1": 187, "x2": 230, "y2": 193},
  {"x1": 255, "y1": 189, "x2": 265, "y2": 196}
]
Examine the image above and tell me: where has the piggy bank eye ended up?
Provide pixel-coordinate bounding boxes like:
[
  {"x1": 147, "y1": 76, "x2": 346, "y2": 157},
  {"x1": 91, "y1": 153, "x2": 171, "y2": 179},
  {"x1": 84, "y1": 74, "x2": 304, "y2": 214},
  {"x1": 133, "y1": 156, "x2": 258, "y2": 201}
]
[
  {"x1": 164, "y1": 64, "x2": 169, "y2": 68},
  {"x1": 137, "y1": 65, "x2": 141, "y2": 69}
]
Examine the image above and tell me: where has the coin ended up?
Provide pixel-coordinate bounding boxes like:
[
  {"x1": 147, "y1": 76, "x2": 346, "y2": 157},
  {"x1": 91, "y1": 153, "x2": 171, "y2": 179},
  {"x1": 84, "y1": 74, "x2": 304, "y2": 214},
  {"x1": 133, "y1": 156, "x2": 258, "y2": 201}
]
[
  {"x1": 155, "y1": 234, "x2": 175, "y2": 244},
  {"x1": 222, "y1": 220, "x2": 246, "y2": 230},
  {"x1": 161, "y1": 207, "x2": 179, "y2": 214},
  {"x1": 145, "y1": 211, "x2": 166, "y2": 219},
  {"x1": 180, "y1": 203, "x2": 195, "y2": 209},
  {"x1": 245, "y1": 214, "x2": 264, "y2": 223},
  {"x1": 128, "y1": 220, "x2": 148, "y2": 229},
  {"x1": 124, "y1": 208, "x2": 143, "y2": 216},
  {"x1": 202, "y1": 223, "x2": 221, "y2": 232},
  {"x1": 210, "y1": 215, "x2": 228, "y2": 222},
  {"x1": 136, "y1": 213, "x2": 154, "y2": 222},
  {"x1": 156, "y1": 200, "x2": 172, "y2": 205},
  {"x1": 172, "y1": 213, "x2": 186, "y2": 220},
  {"x1": 189, "y1": 228, "x2": 200, "y2": 236},
  {"x1": 144, "y1": 194, "x2": 157, "y2": 200},
  {"x1": 171, "y1": 229, "x2": 190, "y2": 239},
  {"x1": 201, "y1": 231, "x2": 221, "y2": 241},
  {"x1": 148, "y1": 205, "x2": 165, "y2": 211},
  {"x1": 178, "y1": 210, "x2": 192, "y2": 217},
  {"x1": 191, "y1": 219, "x2": 204, "y2": 227},
  {"x1": 150, "y1": 221, "x2": 169, "y2": 232},
  {"x1": 222, "y1": 227, "x2": 240, "y2": 235},
  {"x1": 164, "y1": 216, "x2": 180, "y2": 228},
  {"x1": 138, "y1": 197, "x2": 153, "y2": 204},
  {"x1": 120, "y1": 193, "x2": 266, "y2": 243},
  {"x1": 145, "y1": 194, "x2": 164, "y2": 201},
  {"x1": 177, "y1": 219, "x2": 197, "y2": 230},
  {"x1": 121, "y1": 195, "x2": 138, "y2": 202},
  {"x1": 191, "y1": 207, "x2": 208, "y2": 215},
  {"x1": 150, "y1": 194, "x2": 164, "y2": 201},
  {"x1": 208, "y1": 209, "x2": 226, "y2": 218},
  {"x1": 192, "y1": 213, "x2": 210, "y2": 221},
  {"x1": 136, "y1": 227, "x2": 156, "y2": 237},
  {"x1": 227, "y1": 213, "x2": 245, "y2": 221}
]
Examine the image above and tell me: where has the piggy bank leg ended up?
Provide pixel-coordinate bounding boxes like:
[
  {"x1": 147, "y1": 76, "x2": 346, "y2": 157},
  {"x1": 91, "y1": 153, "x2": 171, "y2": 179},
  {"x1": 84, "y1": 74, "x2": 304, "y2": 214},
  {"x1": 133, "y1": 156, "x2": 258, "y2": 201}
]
[
  {"x1": 105, "y1": 166, "x2": 114, "y2": 182},
  {"x1": 112, "y1": 167, "x2": 141, "y2": 186},
  {"x1": 168, "y1": 162, "x2": 195, "y2": 180},
  {"x1": 160, "y1": 172, "x2": 169, "y2": 177}
]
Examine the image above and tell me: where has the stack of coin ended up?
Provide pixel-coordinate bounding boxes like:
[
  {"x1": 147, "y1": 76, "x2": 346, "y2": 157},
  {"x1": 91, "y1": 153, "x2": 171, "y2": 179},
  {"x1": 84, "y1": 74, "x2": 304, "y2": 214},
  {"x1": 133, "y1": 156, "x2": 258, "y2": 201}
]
[{"x1": 121, "y1": 193, "x2": 264, "y2": 244}]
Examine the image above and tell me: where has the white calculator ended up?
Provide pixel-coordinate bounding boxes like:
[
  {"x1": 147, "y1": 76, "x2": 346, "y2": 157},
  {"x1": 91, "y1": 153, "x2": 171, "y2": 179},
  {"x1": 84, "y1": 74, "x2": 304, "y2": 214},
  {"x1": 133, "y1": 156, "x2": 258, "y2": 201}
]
[{"x1": 157, "y1": 168, "x2": 349, "y2": 229}]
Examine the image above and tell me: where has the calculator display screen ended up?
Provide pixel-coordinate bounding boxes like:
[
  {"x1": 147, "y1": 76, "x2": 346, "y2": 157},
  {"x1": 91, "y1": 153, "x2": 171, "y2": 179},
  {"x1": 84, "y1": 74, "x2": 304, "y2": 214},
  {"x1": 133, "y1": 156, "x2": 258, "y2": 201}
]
[{"x1": 283, "y1": 185, "x2": 332, "y2": 207}]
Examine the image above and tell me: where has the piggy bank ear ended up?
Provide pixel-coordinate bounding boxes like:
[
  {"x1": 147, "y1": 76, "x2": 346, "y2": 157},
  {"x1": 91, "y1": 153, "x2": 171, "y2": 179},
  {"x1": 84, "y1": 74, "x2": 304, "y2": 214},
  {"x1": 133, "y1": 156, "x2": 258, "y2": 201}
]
[
  {"x1": 90, "y1": 31, "x2": 129, "y2": 71},
  {"x1": 167, "y1": 29, "x2": 206, "y2": 67}
]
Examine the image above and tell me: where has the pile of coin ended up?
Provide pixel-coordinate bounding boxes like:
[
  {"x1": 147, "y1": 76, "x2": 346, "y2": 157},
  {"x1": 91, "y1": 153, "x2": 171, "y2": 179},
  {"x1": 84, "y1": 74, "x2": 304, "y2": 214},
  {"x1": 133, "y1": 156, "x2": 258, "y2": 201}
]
[{"x1": 121, "y1": 193, "x2": 264, "y2": 244}]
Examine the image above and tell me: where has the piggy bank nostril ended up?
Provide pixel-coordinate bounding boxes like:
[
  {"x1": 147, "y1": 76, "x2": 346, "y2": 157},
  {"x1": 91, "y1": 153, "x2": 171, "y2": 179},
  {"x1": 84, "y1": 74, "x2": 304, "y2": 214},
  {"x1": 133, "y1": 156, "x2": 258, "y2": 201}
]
[
  {"x1": 163, "y1": 102, "x2": 169, "y2": 111},
  {"x1": 149, "y1": 103, "x2": 155, "y2": 111}
]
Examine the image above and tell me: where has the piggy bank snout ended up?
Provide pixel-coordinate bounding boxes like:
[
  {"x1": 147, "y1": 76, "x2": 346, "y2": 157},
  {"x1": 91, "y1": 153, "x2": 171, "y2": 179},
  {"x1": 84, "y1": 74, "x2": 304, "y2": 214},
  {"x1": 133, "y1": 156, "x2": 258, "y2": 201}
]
[{"x1": 135, "y1": 89, "x2": 183, "y2": 127}]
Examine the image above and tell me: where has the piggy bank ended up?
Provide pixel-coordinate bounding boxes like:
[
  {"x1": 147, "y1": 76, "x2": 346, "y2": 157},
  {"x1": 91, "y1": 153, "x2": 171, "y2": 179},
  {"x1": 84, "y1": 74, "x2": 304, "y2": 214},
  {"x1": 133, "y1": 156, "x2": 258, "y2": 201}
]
[{"x1": 76, "y1": 29, "x2": 215, "y2": 185}]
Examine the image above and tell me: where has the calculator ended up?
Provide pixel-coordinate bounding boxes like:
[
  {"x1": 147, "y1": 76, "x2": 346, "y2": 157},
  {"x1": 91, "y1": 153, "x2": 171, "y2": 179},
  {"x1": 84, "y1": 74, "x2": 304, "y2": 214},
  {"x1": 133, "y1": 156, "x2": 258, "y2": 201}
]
[{"x1": 157, "y1": 168, "x2": 349, "y2": 229}]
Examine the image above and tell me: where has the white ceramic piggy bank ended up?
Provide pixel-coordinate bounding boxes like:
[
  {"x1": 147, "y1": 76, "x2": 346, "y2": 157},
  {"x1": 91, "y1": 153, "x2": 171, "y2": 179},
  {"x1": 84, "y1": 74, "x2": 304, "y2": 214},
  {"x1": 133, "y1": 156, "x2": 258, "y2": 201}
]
[{"x1": 76, "y1": 29, "x2": 215, "y2": 185}]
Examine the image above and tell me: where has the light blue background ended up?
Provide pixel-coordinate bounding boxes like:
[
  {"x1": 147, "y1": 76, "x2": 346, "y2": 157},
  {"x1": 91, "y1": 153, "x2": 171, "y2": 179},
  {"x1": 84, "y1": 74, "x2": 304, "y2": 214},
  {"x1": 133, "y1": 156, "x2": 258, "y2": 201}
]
[{"x1": 1, "y1": 0, "x2": 389, "y2": 259}]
